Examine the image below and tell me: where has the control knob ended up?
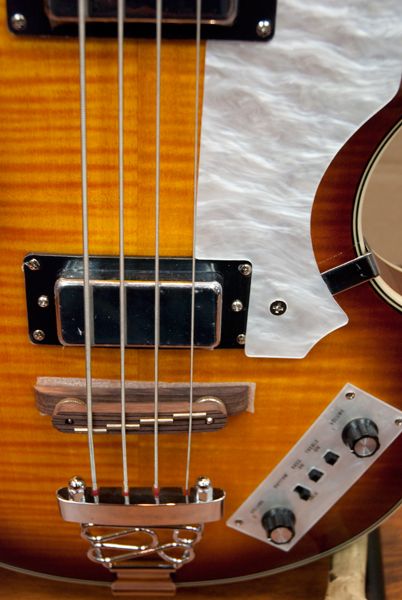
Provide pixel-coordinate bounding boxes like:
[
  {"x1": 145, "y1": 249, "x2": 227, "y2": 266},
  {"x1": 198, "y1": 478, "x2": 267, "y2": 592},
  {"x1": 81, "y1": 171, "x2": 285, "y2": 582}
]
[
  {"x1": 261, "y1": 507, "x2": 295, "y2": 545},
  {"x1": 342, "y1": 418, "x2": 380, "y2": 458}
]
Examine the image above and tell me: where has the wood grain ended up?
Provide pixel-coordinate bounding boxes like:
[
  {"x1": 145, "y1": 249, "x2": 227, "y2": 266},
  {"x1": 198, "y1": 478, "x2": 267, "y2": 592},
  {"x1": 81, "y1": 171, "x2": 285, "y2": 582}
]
[{"x1": 0, "y1": 0, "x2": 401, "y2": 590}]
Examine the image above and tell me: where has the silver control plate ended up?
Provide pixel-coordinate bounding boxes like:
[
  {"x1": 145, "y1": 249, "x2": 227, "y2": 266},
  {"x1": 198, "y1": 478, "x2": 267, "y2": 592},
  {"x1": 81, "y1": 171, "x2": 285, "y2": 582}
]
[{"x1": 227, "y1": 384, "x2": 402, "y2": 551}]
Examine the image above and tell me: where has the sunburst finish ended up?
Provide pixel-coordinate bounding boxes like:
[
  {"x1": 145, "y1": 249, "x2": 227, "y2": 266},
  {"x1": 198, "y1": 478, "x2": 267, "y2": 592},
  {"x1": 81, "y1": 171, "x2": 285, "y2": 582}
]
[{"x1": 0, "y1": 2, "x2": 401, "y2": 587}]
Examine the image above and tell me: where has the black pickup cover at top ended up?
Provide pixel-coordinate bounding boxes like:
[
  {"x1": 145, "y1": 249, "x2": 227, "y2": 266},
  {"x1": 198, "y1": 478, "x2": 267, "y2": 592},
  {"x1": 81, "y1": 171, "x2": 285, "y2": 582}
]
[{"x1": 7, "y1": 0, "x2": 276, "y2": 41}]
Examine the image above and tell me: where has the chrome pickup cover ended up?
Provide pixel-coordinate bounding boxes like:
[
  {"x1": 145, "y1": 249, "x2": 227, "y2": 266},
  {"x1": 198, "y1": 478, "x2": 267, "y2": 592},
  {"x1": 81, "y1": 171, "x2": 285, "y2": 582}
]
[{"x1": 24, "y1": 254, "x2": 251, "y2": 348}]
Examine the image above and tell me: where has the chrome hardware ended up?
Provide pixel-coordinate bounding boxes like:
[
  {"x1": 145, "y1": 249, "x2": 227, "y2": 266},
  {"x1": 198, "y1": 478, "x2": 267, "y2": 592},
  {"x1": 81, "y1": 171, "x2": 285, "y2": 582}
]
[
  {"x1": 24, "y1": 255, "x2": 251, "y2": 349},
  {"x1": 270, "y1": 300, "x2": 287, "y2": 316},
  {"x1": 228, "y1": 384, "x2": 402, "y2": 551},
  {"x1": 37, "y1": 295, "x2": 49, "y2": 308},
  {"x1": 10, "y1": 13, "x2": 27, "y2": 31},
  {"x1": 238, "y1": 263, "x2": 252, "y2": 276},
  {"x1": 59, "y1": 480, "x2": 224, "y2": 595},
  {"x1": 231, "y1": 299, "x2": 244, "y2": 312},
  {"x1": 82, "y1": 523, "x2": 203, "y2": 570},
  {"x1": 256, "y1": 20, "x2": 272, "y2": 39},
  {"x1": 195, "y1": 477, "x2": 213, "y2": 503},
  {"x1": 25, "y1": 257, "x2": 40, "y2": 271},
  {"x1": 57, "y1": 485, "x2": 225, "y2": 526},
  {"x1": 321, "y1": 252, "x2": 378, "y2": 295},
  {"x1": 236, "y1": 333, "x2": 246, "y2": 345},
  {"x1": 32, "y1": 329, "x2": 45, "y2": 341},
  {"x1": 68, "y1": 476, "x2": 86, "y2": 503}
]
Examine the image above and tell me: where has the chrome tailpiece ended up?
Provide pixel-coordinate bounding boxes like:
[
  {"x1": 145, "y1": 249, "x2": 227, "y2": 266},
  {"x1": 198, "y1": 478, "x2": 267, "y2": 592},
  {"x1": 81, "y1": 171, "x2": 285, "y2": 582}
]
[{"x1": 58, "y1": 477, "x2": 224, "y2": 596}]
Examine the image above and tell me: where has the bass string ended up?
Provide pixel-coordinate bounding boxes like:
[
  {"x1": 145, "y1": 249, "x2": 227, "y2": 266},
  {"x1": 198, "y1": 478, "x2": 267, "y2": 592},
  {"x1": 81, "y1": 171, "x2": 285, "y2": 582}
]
[
  {"x1": 185, "y1": 0, "x2": 202, "y2": 496},
  {"x1": 78, "y1": 0, "x2": 99, "y2": 501},
  {"x1": 117, "y1": 0, "x2": 130, "y2": 504},
  {"x1": 153, "y1": 0, "x2": 163, "y2": 500}
]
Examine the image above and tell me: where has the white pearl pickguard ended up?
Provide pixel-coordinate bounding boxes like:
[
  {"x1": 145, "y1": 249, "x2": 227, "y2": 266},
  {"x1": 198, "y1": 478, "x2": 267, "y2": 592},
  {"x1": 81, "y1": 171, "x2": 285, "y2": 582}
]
[{"x1": 196, "y1": 0, "x2": 402, "y2": 358}]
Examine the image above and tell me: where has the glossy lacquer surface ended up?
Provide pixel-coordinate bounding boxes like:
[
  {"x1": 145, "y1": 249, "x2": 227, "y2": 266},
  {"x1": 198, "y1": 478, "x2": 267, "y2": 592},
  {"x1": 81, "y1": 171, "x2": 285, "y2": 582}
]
[{"x1": 0, "y1": 0, "x2": 401, "y2": 587}]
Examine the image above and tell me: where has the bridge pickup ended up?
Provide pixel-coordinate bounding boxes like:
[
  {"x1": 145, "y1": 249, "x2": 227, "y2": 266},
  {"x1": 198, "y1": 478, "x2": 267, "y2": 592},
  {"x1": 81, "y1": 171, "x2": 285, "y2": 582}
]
[{"x1": 24, "y1": 255, "x2": 251, "y2": 349}]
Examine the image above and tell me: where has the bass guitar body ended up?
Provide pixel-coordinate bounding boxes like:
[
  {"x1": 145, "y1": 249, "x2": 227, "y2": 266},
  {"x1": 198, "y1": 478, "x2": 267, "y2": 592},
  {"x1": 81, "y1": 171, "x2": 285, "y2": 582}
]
[{"x1": 0, "y1": 0, "x2": 401, "y2": 593}]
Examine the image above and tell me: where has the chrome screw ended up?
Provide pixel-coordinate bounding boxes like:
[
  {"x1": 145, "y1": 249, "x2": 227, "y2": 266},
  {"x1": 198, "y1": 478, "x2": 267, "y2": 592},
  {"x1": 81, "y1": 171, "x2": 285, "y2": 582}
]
[
  {"x1": 206, "y1": 416, "x2": 214, "y2": 425},
  {"x1": 231, "y1": 299, "x2": 244, "y2": 312},
  {"x1": 235, "y1": 519, "x2": 244, "y2": 527},
  {"x1": 238, "y1": 263, "x2": 252, "y2": 277},
  {"x1": 256, "y1": 20, "x2": 272, "y2": 39},
  {"x1": 26, "y1": 258, "x2": 41, "y2": 271},
  {"x1": 395, "y1": 418, "x2": 402, "y2": 427},
  {"x1": 270, "y1": 300, "x2": 287, "y2": 316},
  {"x1": 11, "y1": 13, "x2": 27, "y2": 31},
  {"x1": 196, "y1": 476, "x2": 213, "y2": 502},
  {"x1": 68, "y1": 476, "x2": 86, "y2": 503},
  {"x1": 345, "y1": 391, "x2": 356, "y2": 400},
  {"x1": 32, "y1": 329, "x2": 45, "y2": 341},
  {"x1": 37, "y1": 295, "x2": 49, "y2": 308},
  {"x1": 237, "y1": 333, "x2": 246, "y2": 345}
]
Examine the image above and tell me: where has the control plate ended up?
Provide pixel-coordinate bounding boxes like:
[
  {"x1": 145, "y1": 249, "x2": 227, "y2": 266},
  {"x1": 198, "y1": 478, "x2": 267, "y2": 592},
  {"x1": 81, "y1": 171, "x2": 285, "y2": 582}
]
[{"x1": 227, "y1": 384, "x2": 402, "y2": 551}]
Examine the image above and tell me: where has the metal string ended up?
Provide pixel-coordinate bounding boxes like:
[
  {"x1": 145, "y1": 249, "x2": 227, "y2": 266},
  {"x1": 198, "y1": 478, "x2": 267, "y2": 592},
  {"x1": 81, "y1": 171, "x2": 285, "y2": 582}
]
[
  {"x1": 185, "y1": 0, "x2": 202, "y2": 495},
  {"x1": 117, "y1": 0, "x2": 130, "y2": 504},
  {"x1": 78, "y1": 0, "x2": 99, "y2": 500},
  {"x1": 153, "y1": 0, "x2": 163, "y2": 499}
]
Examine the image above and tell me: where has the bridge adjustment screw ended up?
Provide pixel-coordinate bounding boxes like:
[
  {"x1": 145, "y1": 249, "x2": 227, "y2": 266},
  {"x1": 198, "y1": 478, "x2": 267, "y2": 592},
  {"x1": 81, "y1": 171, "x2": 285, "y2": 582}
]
[
  {"x1": 256, "y1": 20, "x2": 272, "y2": 39},
  {"x1": 32, "y1": 329, "x2": 45, "y2": 342},
  {"x1": 37, "y1": 295, "x2": 49, "y2": 308},
  {"x1": 196, "y1": 476, "x2": 213, "y2": 503},
  {"x1": 238, "y1": 263, "x2": 252, "y2": 277},
  {"x1": 68, "y1": 476, "x2": 87, "y2": 503},
  {"x1": 231, "y1": 299, "x2": 244, "y2": 312},
  {"x1": 10, "y1": 13, "x2": 27, "y2": 31},
  {"x1": 270, "y1": 300, "x2": 287, "y2": 316},
  {"x1": 26, "y1": 258, "x2": 41, "y2": 271}
]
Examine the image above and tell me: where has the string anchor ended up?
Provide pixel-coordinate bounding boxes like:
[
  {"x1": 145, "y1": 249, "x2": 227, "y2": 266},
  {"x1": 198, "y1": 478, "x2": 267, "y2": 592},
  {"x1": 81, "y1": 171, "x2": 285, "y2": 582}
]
[{"x1": 58, "y1": 478, "x2": 224, "y2": 596}]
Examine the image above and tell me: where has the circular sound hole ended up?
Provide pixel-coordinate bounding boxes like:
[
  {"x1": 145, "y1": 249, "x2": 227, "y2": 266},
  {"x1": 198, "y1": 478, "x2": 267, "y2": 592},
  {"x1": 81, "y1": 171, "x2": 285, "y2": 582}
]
[{"x1": 354, "y1": 119, "x2": 402, "y2": 311}]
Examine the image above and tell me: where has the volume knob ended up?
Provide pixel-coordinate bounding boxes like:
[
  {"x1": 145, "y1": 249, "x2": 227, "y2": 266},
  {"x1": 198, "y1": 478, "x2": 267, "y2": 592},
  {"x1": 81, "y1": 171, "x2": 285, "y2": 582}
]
[
  {"x1": 342, "y1": 418, "x2": 380, "y2": 458},
  {"x1": 261, "y1": 507, "x2": 296, "y2": 545}
]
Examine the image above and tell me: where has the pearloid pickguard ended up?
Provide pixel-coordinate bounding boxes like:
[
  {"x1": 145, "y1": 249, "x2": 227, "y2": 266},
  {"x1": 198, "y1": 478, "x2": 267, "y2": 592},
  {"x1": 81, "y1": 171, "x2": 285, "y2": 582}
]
[{"x1": 196, "y1": 0, "x2": 402, "y2": 358}]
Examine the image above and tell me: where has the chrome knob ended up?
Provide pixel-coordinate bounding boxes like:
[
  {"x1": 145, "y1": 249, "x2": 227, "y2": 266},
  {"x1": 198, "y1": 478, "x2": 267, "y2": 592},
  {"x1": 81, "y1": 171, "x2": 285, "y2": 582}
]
[
  {"x1": 261, "y1": 507, "x2": 295, "y2": 545},
  {"x1": 342, "y1": 418, "x2": 380, "y2": 458}
]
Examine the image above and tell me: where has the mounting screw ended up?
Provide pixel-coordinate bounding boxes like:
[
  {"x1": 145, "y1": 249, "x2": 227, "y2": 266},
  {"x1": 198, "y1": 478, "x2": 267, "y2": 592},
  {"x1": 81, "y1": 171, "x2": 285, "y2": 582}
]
[
  {"x1": 37, "y1": 295, "x2": 49, "y2": 308},
  {"x1": 236, "y1": 333, "x2": 246, "y2": 345},
  {"x1": 206, "y1": 416, "x2": 214, "y2": 425},
  {"x1": 238, "y1": 263, "x2": 252, "y2": 277},
  {"x1": 256, "y1": 20, "x2": 272, "y2": 39},
  {"x1": 270, "y1": 300, "x2": 287, "y2": 316},
  {"x1": 26, "y1": 258, "x2": 41, "y2": 271},
  {"x1": 235, "y1": 519, "x2": 243, "y2": 527},
  {"x1": 231, "y1": 299, "x2": 244, "y2": 312},
  {"x1": 395, "y1": 418, "x2": 402, "y2": 427},
  {"x1": 10, "y1": 13, "x2": 27, "y2": 31},
  {"x1": 345, "y1": 391, "x2": 356, "y2": 400},
  {"x1": 32, "y1": 329, "x2": 45, "y2": 342}
]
